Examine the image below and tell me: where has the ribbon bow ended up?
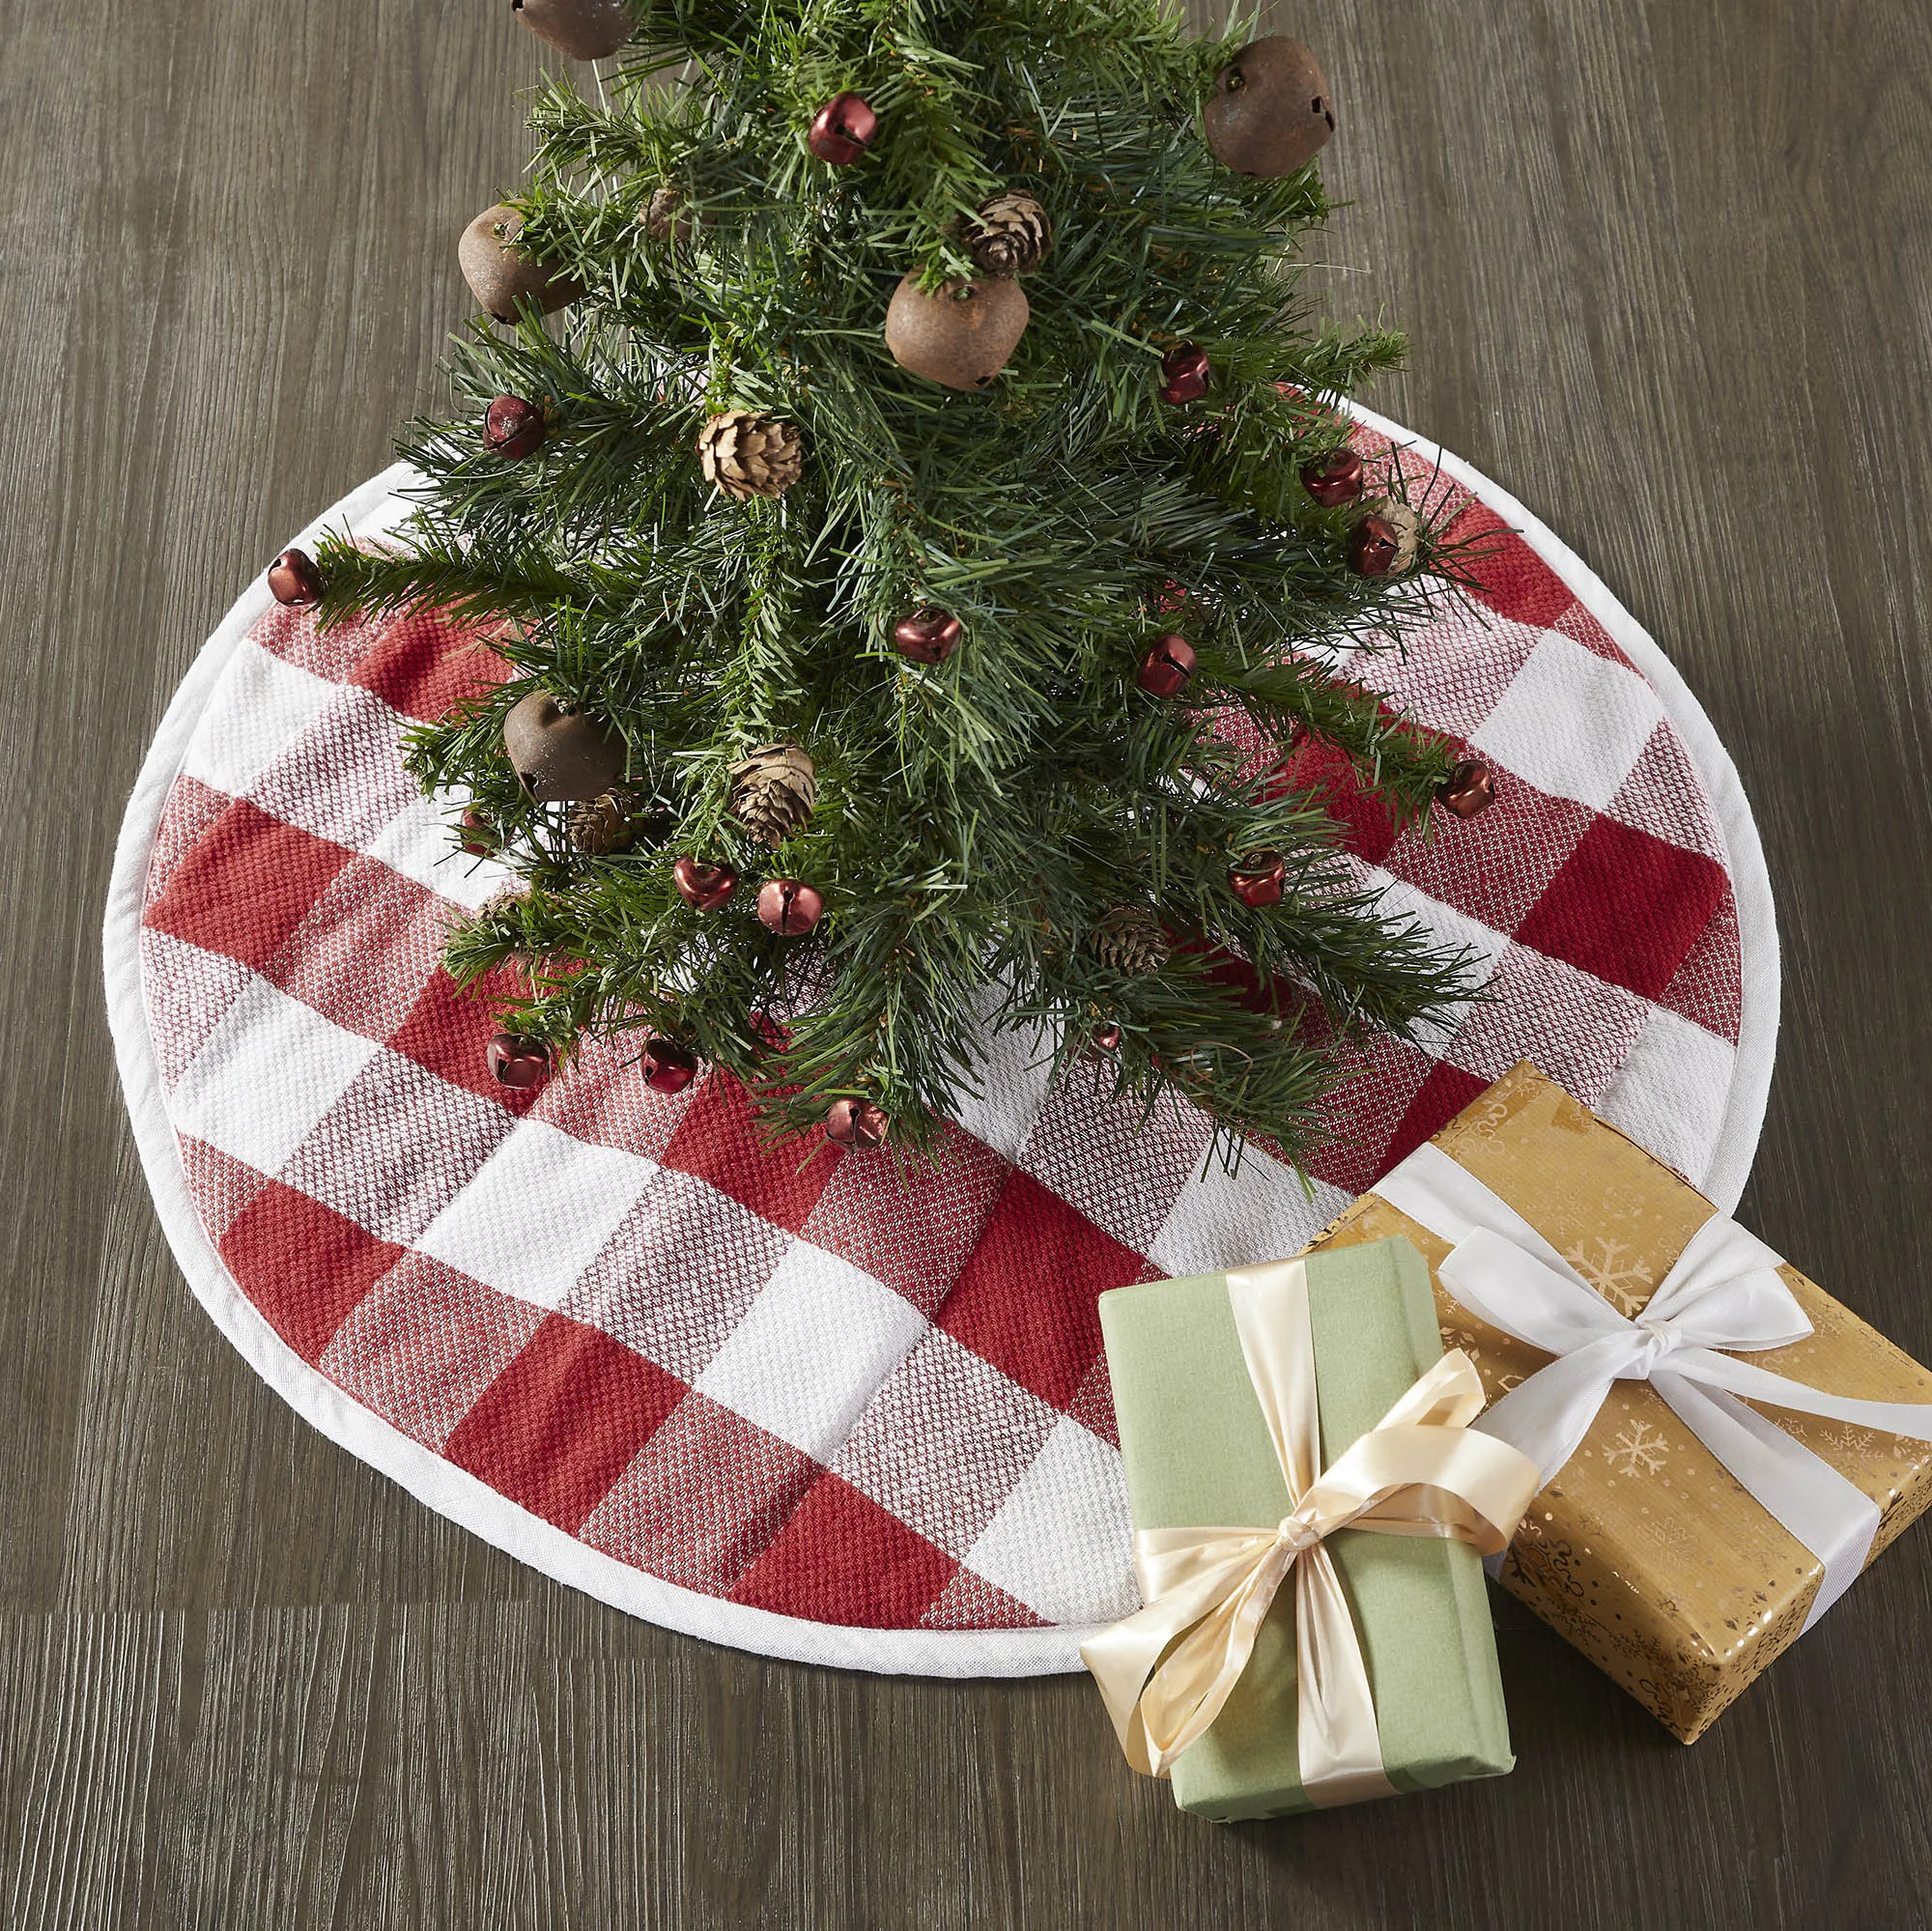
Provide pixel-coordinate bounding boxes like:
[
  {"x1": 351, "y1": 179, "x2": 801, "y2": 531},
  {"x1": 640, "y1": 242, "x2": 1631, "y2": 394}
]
[
  {"x1": 1081, "y1": 1257, "x2": 1540, "y2": 1806},
  {"x1": 1377, "y1": 1142, "x2": 1932, "y2": 1629}
]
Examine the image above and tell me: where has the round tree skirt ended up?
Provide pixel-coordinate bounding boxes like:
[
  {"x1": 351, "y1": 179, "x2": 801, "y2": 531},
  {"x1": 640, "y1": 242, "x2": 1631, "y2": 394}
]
[{"x1": 105, "y1": 408, "x2": 1778, "y2": 1676}]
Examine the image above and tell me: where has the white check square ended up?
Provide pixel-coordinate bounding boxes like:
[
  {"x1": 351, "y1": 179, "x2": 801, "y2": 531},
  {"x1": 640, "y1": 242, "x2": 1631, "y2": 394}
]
[
  {"x1": 416, "y1": 1119, "x2": 657, "y2": 1310},
  {"x1": 962, "y1": 1415, "x2": 1138, "y2": 1625},
  {"x1": 696, "y1": 1242, "x2": 927, "y2": 1463},
  {"x1": 1596, "y1": 1006, "x2": 1737, "y2": 1192},
  {"x1": 1363, "y1": 872, "x2": 1510, "y2": 1057},
  {"x1": 949, "y1": 985, "x2": 1058, "y2": 1163},
  {"x1": 366, "y1": 788, "x2": 518, "y2": 912},
  {"x1": 180, "y1": 644, "x2": 335, "y2": 800},
  {"x1": 1149, "y1": 1143, "x2": 1349, "y2": 1280},
  {"x1": 1473, "y1": 631, "x2": 1665, "y2": 812},
  {"x1": 169, "y1": 977, "x2": 381, "y2": 1176}
]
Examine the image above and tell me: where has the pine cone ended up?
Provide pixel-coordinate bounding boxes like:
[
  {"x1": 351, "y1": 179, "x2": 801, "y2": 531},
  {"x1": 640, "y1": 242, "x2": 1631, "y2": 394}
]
[
  {"x1": 728, "y1": 742, "x2": 817, "y2": 844},
  {"x1": 697, "y1": 411, "x2": 802, "y2": 500},
  {"x1": 1089, "y1": 907, "x2": 1170, "y2": 976},
  {"x1": 641, "y1": 185, "x2": 691, "y2": 246},
  {"x1": 1368, "y1": 497, "x2": 1422, "y2": 573},
  {"x1": 568, "y1": 788, "x2": 638, "y2": 855},
  {"x1": 965, "y1": 191, "x2": 1051, "y2": 277}
]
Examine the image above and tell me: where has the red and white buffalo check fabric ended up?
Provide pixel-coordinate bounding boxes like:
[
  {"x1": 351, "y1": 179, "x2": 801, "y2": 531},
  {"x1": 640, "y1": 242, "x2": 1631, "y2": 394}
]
[{"x1": 112, "y1": 416, "x2": 1775, "y2": 1673}]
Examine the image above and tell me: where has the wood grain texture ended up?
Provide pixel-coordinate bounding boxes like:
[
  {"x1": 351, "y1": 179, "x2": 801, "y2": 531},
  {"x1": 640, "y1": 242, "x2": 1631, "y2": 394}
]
[{"x1": 5, "y1": 0, "x2": 1931, "y2": 1922}]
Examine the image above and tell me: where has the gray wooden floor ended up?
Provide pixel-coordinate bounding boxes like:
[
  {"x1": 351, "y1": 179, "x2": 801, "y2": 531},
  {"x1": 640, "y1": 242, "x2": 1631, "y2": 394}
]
[{"x1": 8, "y1": 0, "x2": 1932, "y2": 1924}]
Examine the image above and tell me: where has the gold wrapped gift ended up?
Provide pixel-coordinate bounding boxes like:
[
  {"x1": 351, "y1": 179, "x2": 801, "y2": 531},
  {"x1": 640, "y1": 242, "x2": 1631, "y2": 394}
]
[{"x1": 1304, "y1": 1063, "x2": 1932, "y2": 1743}]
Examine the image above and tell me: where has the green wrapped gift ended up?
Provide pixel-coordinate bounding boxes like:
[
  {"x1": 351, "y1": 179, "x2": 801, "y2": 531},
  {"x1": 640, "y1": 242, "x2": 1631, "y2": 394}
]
[{"x1": 1094, "y1": 1237, "x2": 1519, "y2": 1821}]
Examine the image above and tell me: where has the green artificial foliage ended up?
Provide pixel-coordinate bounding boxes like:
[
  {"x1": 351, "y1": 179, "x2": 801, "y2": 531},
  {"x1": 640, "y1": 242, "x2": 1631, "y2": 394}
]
[{"x1": 314, "y1": 0, "x2": 1484, "y2": 1165}]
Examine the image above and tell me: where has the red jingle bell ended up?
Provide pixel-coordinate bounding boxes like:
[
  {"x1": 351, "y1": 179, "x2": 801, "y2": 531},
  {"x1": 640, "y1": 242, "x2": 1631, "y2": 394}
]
[
  {"x1": 484, "y1": 394, "x2": 546, "y2": 460},
  {"x1": 672, "y1": 857, "x2": 738, "y2": 910},
  {"x1": 641, "y1": 1036, "x2": 700, "y2": 1094},
  {"x1": 825, "y1": 1097, "x2": 891, "y2": 1148},
  {"x1": 1158, "y1": 343, "x2": 1210, "y2": 406},
  {"x1": 460, "y1": 808, "x2": 497, "y2": 856},
  {"x1": 808, "y1": 92, "x2": 877, "y2": 164},
  {"x1": 1437, "y1": 759, "x2": 1497, "y2": 820},
  {"x1": 267, "y1": 548, "x2": 324, "y2": 607},
  {"x1": 486, "y1": 1033, "x2": 551, "y2": 1090},
  {"x1": 1091, "y1": 1021, "x2": 1122, "y2": 1052},
  {"x1": 756, "y1": 878, "x2": 824, "y2": 933},
  {"x1": 1137, "y1": 632, "x2": 1197, "y2": 696},
  {"x1": 1348, "y1": 513, "x2": 1401, "y2": 577},
  {"x1": 892, "y1": 607, "x2": 963, "y2": 665},
  {"x1": 1299, "y1": 447, "x2": 1363, "y2": 507},
  {"x1": 1229, "y1": 850, "x2": 1287, "y2": 908}
]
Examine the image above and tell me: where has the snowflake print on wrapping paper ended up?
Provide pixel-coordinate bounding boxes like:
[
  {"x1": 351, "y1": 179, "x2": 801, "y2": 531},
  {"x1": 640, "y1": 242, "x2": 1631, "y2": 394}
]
[
  {"x1": 1567, "y1": 1237, "x2": 1657, "y2": 1317},
  {"x1": 1605, "y1": 1420, "x2": 1669, "y2": 1478}
]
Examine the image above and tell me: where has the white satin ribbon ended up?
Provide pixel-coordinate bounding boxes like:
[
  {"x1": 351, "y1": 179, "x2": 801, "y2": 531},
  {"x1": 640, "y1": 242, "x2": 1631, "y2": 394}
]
[{"x1": 1375, "y1": 1141, "x2": 1932, "y2": 1628}]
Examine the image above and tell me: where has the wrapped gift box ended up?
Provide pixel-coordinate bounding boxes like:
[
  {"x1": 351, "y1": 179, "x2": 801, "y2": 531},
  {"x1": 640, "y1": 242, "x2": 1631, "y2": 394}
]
[
  {"x1": 1098, "y1": 1236, "x2": 1517, "y2": 1819},
  {"x1": 1306, "y1": 1062, "x2": 1932, "y2": 1742}
]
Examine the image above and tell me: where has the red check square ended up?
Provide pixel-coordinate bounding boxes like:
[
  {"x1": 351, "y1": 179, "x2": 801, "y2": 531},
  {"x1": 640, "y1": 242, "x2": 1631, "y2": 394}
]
[
  {"x1": 144, "y1": 800, "x2": 352, "y2": 971},
  {"x1": 1272, "y1": 732, "x2": 1403, "y2": 867},
  {"x1": 219, "y1": 1179, "x2": 407, "y2": 1363},
  {"x1": 730, "y1": 1472, "x2": 956, "y2": 1627},
  {"x1": 388, "y1": 963, "x2": 540, "y2": 1109},
  {"x1": 443, "y1": 1315, "x2": 686, "y2": 1533},
  {"x1": 1384, "y1": 1061, "x2": 1493, "y2": 1174},
  {"x1": 350, "y1": 611, "x2": 511, "y2": 724},
  {"x1": 1516, "y1": 816, "x2": 1726, "y2": 1001},
  {"x1": 660, "y1": 1073, "x2": 836, "y2": 1234},
  {"x1": 935, "y1": 1172, "x2": 1142, "y2": 1409},
  {"x1": 1452, "y1": 501, "x2": 1577, "y2": 631}
]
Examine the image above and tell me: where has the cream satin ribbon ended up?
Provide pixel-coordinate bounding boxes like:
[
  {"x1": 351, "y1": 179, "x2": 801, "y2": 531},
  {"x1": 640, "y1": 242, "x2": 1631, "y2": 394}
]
[
  {"x1": 1081, "y1": 1258, "x2": 1540, "y2": 1805},
  {"x1": 1375, "y1": 1141, "x2": 1932, "y2": 1630}
]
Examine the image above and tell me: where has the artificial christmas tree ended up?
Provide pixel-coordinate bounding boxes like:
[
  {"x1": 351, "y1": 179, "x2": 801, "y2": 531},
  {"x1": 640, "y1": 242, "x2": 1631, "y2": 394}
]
[{"x1": 308, "y1": 0, "x2": 1486, "y2": 1158}]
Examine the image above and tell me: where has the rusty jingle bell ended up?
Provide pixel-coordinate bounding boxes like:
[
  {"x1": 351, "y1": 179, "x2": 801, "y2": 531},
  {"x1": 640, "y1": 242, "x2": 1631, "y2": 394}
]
[
  {"x1": 808, "y1": 92, "x2": 877, "y2": 164},
  {"x1": 1299, "y1": 446, "x2": 1363, "y2": 506},
  {"x1": 672, "y1": 857, "x2": 738, "y2": 910},
  {"x1": 1137, "y1": 632, "x2": 1197, "y2": 696},
  {"x1": 484, "y1": 395, "x2": 546, "y2": 460},
  {"x1": 641, "y1": 1037, "x2": 700, "y2": 1094},
  {"x1": 268, "y1": 548, "x2": 324, "y2": 607},
  {"x1": 1437, "y1": 759, "x2": 1497, "y2": 820},
  {"x1": 1229, "y1": 850, "x2": 1287, "y2": 907},
  {"x1": 892, "y1": 607, "x2": 963, "y2": 664},
  {"x1": 1158, "y1": 342, "x2": 1210, "y2": 405},
  {"x1": 756, "y1": 878, "x2": 824, "y2": 933},
  {"x1": 825, "y1": 1098, "x2": 891, "y2": 1148},
  {"x1": 487, "y1": 1033, "x2": 551, "y2": 1090}
]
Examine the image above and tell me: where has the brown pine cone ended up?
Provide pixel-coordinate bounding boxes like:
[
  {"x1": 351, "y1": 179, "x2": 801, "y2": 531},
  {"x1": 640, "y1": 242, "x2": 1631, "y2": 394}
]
[
  {"x1": 568, "y1": 788, "x2": 638, "y2": 855},
  {"x1": 1089, "y1": 907, "x2": 1171, "y2": 976},
  {"x1": 697, "y1": 410, "x2": 802, "y2": 500},
  {"x1": 965, "y1": 191, "x2": 1051, "y2": 277},
  {"x1": 1367, "y1": 497, "x2": 1422, "y2": 572},
  {"x1": 641, "y1": 185, "x2": 692, "y2": 246},
  {"x1": 728, "y1": 742, "x2": 817, "y2": 844}
]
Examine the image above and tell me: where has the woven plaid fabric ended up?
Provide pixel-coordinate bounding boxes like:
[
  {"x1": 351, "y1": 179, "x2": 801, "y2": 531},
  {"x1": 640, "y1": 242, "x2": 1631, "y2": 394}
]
[{"x1": 128, "y1": 420, "x2": 1756, "y2": 1660}]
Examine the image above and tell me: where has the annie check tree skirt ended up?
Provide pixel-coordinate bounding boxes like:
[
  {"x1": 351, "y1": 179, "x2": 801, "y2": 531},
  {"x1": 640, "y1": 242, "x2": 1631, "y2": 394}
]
[{"x1": 104, "y1": 410, "x2": 1777, "y2": 1674}]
